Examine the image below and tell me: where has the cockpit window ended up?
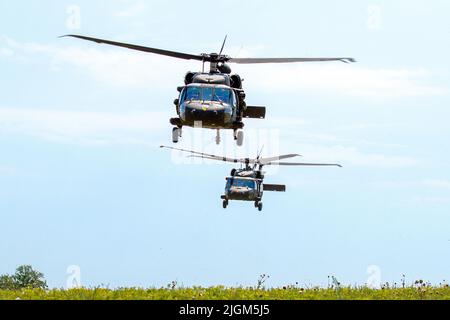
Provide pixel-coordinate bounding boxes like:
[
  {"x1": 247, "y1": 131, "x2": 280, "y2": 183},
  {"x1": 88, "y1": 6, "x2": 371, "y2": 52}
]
[
  {"x1": 202, "y1": 87, "x2": 213, "y2": 101},
  {"x1": 214, "y1": 88, "x2": 232, "y2": 103},
  {"x1": 228, "y1": 178, "x2": 256, "y2": 189},
  {"x1": 185, "y1": 87, "x2": 201, "y2": 101},
  {"x1": 184, "y1": 87, "x2": 232, "y2": 104}
]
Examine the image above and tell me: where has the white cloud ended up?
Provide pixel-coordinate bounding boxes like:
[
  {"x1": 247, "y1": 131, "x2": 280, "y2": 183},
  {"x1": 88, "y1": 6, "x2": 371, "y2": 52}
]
[
  {"x1": 236, "y1": 64, "x2": 447, "y2": 98},
  {"x1": 411, "y1": 196, "x2": 450, "y2": 205},
  {"x1": 1, "y1": 36, "x2": 446, "y2": 98},
  {"x1": 423, "y1": 179, "x2": 450, "y2": 189},
  {"x1": 1, "y1": 35, "x2": 198, "y2": 89},
  {"x1": 0, "y1": 108, "x2": 414, "y2": 168},
  {"x1": 0, "y1": 108, "x2": 168, "y2": 146},
  {"x1": 282, "y1": 143, "x2": 418, "y2": 168},
  {"x1": 335, "y1": 123, "x2": 395, "y2": 132},
  {"x1": 0, "y1": 46, "x2": 14, "y2": 57},
  {"x1": 375, "y1": 179, "x2": 450, "y2": 189},
  {"x1": 0, "y1": 36, "x2": 430, "y2": 166},
  {"x1": 0, "y1": 166, "x2": 16, "y2": 175}
]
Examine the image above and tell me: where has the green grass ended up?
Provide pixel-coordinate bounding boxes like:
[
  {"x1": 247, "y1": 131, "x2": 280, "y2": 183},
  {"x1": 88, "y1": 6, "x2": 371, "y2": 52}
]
[{"x1": 1, "y1": 285, "x2": 449, "y2": 300}]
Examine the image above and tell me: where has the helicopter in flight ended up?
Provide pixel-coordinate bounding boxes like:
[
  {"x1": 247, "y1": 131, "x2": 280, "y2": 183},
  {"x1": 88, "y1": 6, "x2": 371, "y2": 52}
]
[
  {"x1": 160, "y1": 146, "x2": 342, "y2": 211},
  {"x1": 62, "y1": 34, "x2": 355, "y2": 146}
]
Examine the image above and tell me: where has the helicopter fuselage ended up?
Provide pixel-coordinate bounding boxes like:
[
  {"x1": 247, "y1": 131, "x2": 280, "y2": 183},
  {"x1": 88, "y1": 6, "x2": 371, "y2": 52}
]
[
  {"x1": 171, "y1": 73, "x2": 245, "y2": 130},
  {"x1": 220, "y1": 168, "x2": 287, "y2": 211},
  {"x1": 170, "y1": 72, "x2": 266, "y2": 145},
  {"x1": 175, "y1": 83, "x2": 239, "y2": 130},
  {"x1": 223, "y1": 176, "x2": 263, "y2": 202}
]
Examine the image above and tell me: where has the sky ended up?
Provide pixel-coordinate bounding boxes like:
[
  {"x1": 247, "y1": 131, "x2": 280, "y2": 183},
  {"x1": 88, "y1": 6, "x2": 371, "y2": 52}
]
[{"x1": 0, "y1": 0, "x2": 449, "y2": 289}]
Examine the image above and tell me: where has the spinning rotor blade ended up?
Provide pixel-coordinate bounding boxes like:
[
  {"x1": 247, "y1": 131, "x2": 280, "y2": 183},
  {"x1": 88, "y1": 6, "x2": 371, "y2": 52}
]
[
  {"x1": 259, "y1": 154, "x2": 301, "y2": 165},
  {"x1": 161, "y1": 146, "x2": 341, "y2": 168},
  {"x1": 61, "y1": 35, "x2": 205, "y2": 61},
  {"x1": 189, "y1": 155, "x2": 247, "y2": 164},
  {"x1": 161, "y1": 146, "x2": 304, "y2": 165},
  {"x1": 61, "y1": 35, "x2": 356, "y2": 65},
  {"x1": 229, "y1": 57, "x2": 356, "y2": 64},
  {"x1": 219, "y1": 35, "x2": 228, "y2": 56},
  {"x1": 188, "y1": 154, "x2": 302, "y2": 166},
  {"x1": 265, "y1": 162, "x2": 342, "y2": 167},
  {"x1": 160, "y1": 146, "x2": 247, "y2": 164}
]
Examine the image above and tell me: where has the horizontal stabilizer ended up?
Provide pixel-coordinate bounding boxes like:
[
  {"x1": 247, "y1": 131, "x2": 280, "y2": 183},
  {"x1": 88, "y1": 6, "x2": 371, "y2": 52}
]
[
  {"x1": 263, "y1": 184, "x2": 286, "y2": 192},
  {"x1": 243, "y1": 106, "x2": 266, "y2": 119}
]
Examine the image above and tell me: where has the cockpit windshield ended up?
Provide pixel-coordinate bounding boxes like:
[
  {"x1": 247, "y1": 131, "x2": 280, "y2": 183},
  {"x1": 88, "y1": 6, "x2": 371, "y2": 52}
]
[
  {"x1": 227, "y1": 178, "x2": 256, "y2": 189},
  {"x1": 214, "y1": 88, "x2": 232, "y2": 103},
  {"x1": 184, "y1": 87, "x2": 232, "y2": 104}
]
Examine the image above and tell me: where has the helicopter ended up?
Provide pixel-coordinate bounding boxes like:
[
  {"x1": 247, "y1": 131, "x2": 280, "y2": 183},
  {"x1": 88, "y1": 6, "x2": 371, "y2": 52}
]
[
  {"x1": 160, "y1": 146, "x2": 342, "y2": 211},
  {"x1": 62, "y1": 34, "x2": 355, "y2": 146}
]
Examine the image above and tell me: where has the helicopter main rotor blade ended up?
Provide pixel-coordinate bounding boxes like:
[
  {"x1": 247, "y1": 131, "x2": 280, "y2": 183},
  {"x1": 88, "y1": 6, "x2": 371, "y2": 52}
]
[
  {"x1": 259, "y1": 154, "x2": 302, "y2": 165},
  {"x1": 188, "y1": 155, "x2": 248, "y2": 164},
  {"x1": 161, "y1": 146, "x2": 306, "y2": 165},
  {"x1": 160, "y1": 146, "x2": 247, "y2": 164},
  {"x1": 61, "y1": 35, "x2": 206, "y2": 61},
  {"x1": 228, "y1": 57, "x2": 356, "y2": 64},
  {"x1": 265, "y1": 162, "x2": 343, "y2": 167},
  {"x1": 219, "y1": 35, "x2": 228, "y2": 56}
]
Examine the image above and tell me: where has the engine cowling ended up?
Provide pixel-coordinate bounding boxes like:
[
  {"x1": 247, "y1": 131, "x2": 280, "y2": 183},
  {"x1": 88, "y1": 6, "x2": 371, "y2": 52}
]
[
  {"x1": 218, "y1": 63, "x2": 232, "y2": 74},
  {"x1": 230, "y1": 74, "x2": 243, "y2": 89},
  {"x1": 184, "y1": 72, "x2": 196, "y2": 85}
]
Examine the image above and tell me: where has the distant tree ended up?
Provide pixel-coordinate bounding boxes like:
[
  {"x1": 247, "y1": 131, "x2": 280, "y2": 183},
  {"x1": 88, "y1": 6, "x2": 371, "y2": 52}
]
[
  {"x1": 0, "y1": 265, "x2": 47, "y2": 290},
  {"x1": 0, "y1": 274, "x2": 16, "y2": 290},
  {"x1": 12, "y1": 265, "x2": 47, "y2": 290}
]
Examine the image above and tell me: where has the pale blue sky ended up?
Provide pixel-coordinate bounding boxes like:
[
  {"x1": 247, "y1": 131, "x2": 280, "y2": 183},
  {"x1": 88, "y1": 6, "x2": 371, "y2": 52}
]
[{"x1": 0, "y1": 0, "x2": 449, "y2": 289}]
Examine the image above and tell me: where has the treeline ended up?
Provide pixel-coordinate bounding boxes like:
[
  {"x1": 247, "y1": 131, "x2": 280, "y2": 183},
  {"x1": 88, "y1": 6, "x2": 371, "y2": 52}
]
[{"x1": 0, "y1": 265, "x2": 47, "y2": 290}]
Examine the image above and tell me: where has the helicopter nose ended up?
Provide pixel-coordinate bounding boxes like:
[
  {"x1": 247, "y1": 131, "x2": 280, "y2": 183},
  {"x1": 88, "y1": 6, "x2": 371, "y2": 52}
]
[
  {"x1": 182, "y1": 102, "x2": 232, "y2": 123},
  {"x1": 229, "y1": 188, "x2": 254, "y2": 200}
]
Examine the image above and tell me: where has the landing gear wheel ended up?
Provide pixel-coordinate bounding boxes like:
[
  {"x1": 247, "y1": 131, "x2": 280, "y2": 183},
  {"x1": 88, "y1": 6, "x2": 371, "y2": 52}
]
[
  {"x1": 172, "y1": 127, "x2": 181, "y2": 143},
  {"x1": 254, "y1": 201, "x2": 259, "y2": 208},
  {"x1": 236, "y1": 130, "x2": 244, "y2": 147},
  {"x1": 230, "y1": 169, "x2": 237, "y2": 176},
  {"x1": 258, "y1": 202, "x2": 263, "y2": 212},
  {"x1": 223, "y1": 200, "x2": 228, "y2": 209}
]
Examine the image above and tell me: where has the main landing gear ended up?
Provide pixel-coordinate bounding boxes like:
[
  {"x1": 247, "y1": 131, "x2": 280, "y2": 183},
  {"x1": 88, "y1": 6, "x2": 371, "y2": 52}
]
[
  {"x1": 222, "y1": 199, "x2": 263, "y2": 211},
  {"x1": 234, "y1": 129, "x2": 244, "y2": 147},
  {"x1": 215, "y1": 130, "x2": 221, "y2": 145},
  {"x1": 214, "y1": 129, "x2": 244, "y2": 146},
  {"x1": 171, "y1": 126, "x2": 244, "y2": 146},
  {"x1": 172, "y1": 127, "x2": 182, "y2": 143}
]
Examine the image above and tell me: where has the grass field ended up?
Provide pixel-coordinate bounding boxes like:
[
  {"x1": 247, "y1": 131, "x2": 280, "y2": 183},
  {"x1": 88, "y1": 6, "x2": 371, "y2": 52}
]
[{"x1": 1, "y1": 285, "x2": 449, "y2": 300}]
